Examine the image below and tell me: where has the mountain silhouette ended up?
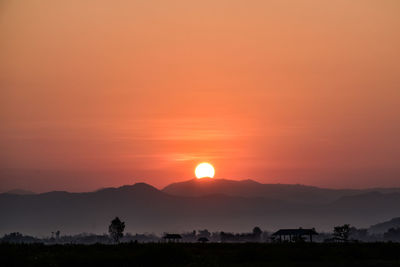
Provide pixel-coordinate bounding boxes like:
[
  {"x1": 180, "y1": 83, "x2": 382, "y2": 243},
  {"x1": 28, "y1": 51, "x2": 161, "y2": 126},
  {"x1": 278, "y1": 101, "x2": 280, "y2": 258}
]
[
  {"x1": 1, "y1": 179, "x2": 400, "y2": 236},
  {"x1": 3, "y1": 189, "x2": 36, "y2": 195},
  {"x1": 163, "y1": 178, "x2": 400, "y2": 204}
]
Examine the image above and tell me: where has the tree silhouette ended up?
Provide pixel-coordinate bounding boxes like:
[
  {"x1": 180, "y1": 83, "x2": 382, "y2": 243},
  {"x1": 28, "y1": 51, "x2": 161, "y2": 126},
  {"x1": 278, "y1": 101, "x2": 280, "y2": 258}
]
[
  {"x1": 252, "y1": 227, "x2": 262, "y2": 241},
  {"x1": 198, "y1": 229, "x2": 211, "y2": 239},
  {"x1": 333, "y1": 224, "x2": 351, "y2": 242},
  {"x1": 253, "y1": 227, "x2": 262, "y2": 236},
  {"x1": 108, "y1": 217, "x2": 125, "y2": 243}
]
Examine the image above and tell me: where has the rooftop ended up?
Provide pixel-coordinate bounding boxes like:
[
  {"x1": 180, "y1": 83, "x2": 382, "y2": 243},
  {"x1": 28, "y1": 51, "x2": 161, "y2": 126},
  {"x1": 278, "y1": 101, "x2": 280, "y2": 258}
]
[{"x1": 272, "y1": 228, "x2": 318, "y2": 236}]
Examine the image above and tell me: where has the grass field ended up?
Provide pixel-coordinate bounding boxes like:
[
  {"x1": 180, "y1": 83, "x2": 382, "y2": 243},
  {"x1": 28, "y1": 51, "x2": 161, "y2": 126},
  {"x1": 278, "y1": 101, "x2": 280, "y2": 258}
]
[{"x1": 1, "y1": 243, "x2": 400, "y2": 266}]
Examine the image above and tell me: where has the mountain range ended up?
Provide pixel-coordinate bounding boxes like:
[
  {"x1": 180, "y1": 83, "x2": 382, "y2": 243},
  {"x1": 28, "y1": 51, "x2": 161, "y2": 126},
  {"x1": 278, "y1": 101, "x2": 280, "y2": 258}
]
[{"x1": 1, "y1": 178, "x2": 399, "y2": 236}]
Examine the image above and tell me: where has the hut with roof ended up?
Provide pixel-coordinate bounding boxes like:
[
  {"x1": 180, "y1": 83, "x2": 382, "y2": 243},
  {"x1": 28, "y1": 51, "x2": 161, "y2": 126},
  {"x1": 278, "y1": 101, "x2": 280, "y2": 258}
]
[
  {"x1": 162, "y1": 233, "x2": 182, "y2": 243},
  {"x1": 272, "y1": 228, "x2": 318, "y2": 242}
]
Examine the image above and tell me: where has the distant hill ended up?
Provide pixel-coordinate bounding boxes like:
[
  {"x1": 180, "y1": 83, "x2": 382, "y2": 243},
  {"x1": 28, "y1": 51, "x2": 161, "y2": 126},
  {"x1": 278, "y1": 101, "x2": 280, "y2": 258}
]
[
  {"x1": 369, "y1": 217, "x2": 400, "y2": 234},
  {"x1": 163, "y1": 178, "x2": 400, "y2": 204},
  {"x1": 3, "y1": 189, "x2": 36, "y2": 195},
  {"x1": 1, "y1": 179, "x2": 400, "y2": 236}
]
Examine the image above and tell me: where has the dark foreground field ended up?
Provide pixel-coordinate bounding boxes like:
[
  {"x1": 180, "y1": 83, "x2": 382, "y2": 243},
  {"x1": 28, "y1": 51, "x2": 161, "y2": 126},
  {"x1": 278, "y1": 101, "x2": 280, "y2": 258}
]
[{"x1": 1, "y1": 243, "x2": 400, "y2": 267}]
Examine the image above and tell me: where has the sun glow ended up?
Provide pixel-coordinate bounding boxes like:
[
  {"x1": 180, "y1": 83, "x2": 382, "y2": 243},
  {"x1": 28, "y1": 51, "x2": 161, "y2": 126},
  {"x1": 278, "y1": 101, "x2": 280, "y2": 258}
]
[{"x1": 195, "y1": 163, "x2": 215, "y2": 179}]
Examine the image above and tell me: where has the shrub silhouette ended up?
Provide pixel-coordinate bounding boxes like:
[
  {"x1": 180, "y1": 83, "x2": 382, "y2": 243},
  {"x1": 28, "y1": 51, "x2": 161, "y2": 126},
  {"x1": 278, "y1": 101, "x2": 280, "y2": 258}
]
[{"x1": 384, "y1": 227, "x2": 400, "y2": 241}]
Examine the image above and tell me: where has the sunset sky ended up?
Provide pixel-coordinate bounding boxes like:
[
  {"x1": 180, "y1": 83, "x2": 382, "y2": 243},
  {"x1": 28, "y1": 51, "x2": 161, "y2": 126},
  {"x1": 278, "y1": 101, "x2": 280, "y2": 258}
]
[{"x1": 1, "y1": 0, "x2": 399, "y2": 192}]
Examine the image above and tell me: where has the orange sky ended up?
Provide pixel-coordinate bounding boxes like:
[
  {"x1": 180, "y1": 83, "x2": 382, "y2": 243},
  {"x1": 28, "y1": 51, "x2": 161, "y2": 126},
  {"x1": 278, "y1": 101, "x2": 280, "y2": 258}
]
[{"x1": 1, "y1": 0, "x2": 400, "y2": 192}]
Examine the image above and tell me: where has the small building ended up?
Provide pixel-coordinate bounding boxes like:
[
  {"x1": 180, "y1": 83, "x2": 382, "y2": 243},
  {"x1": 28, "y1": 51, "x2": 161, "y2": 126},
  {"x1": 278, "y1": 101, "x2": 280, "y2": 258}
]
[
  {"x1": 197, "y1": 237, "x2": 209, "y2": 243},
  {"x1": 163, "y1": 234, "x2": 182, "y2": 242},
  {"x1": 272, "y1": 228, "x2": 318, "y2": 242}
]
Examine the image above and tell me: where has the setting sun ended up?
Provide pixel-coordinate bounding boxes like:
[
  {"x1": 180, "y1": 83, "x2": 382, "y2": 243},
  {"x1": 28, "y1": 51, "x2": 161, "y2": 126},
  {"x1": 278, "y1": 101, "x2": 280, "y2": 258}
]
[{"x1": 195, "y1": 163, "x2": 215, "y2": 179}]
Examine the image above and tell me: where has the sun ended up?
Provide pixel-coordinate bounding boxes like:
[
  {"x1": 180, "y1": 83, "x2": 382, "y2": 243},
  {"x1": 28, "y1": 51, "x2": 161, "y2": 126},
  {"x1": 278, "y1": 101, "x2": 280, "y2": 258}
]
[{"x1": 195, "y1": 162, "x2": 215, "y2": 179}]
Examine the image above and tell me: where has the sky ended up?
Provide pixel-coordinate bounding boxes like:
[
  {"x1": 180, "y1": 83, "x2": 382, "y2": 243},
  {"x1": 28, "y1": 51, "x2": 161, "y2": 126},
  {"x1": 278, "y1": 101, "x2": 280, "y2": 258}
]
[{"x1": 1, "y1": 0, "x2": 400, "y2": 192}]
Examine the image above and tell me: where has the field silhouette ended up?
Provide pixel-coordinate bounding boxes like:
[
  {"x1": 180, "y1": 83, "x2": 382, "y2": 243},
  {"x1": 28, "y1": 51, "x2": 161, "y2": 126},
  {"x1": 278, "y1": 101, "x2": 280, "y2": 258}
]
[{"x1": 2, "y1": 243, "x2": 400, "y2": 267}]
